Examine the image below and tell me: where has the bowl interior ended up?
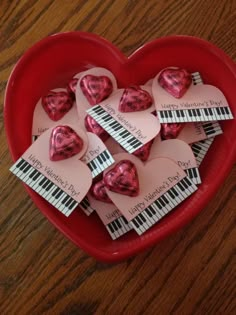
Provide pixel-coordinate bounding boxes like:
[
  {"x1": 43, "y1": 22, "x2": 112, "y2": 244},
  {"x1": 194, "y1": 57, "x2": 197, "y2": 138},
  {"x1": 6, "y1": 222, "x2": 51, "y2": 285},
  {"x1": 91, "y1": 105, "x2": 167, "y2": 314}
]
[{"x1": 5, "y1": 33, "x2": 236, "y2": 262}]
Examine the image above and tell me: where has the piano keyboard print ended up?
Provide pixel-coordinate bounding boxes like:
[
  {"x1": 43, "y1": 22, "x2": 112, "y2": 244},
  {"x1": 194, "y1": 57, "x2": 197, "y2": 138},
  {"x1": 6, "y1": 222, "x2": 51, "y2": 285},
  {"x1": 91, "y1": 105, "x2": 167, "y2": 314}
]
[
  {"x1": 106, "y1": 215, "x2": 132, "y2": 240},
  {"x1": 32, "y1": 135, "x2": 39, "y2": 142},
  {"x1": 10, "y1": 158, "x2": 78, "y2": 216},
  {"x1": 86, "y1": 149, "x2": 114, "y2": 178},
  {"x1": 201, "y1": 121, "x2": 222, "y2": 138},
  {"x1": 158, "y1": 72, "x2": 234, "y2": 123},
  {"x1": 86, "y1": 106, "x2": 143, "y2": 153},
  {"x1": 129, "y1": 176, "x2": 197, "y2": 235},
  {"x1": 191, "y1": 138, "x2": 214, "y2": 167},
  {"x1": 79, "y1": 196, "x2": 95, "y2": 216},
  {"x1": 185, "y1": 167, "x2": 201, "y2": 185}
]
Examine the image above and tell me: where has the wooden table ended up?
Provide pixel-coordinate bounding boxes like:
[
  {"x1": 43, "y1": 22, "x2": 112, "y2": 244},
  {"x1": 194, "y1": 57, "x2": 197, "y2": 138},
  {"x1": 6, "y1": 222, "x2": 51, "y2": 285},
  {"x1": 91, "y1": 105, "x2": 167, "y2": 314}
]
[{"x1": 0, "y1": 1, "x2": 235, "y2": 314}]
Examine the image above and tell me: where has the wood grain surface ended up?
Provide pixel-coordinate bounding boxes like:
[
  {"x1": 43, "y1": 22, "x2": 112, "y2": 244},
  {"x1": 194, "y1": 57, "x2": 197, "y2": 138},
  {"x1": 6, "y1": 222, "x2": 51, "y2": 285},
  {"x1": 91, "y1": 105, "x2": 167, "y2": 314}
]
[{"x1": 0, "y1": 1, "x2": 236, "y2": 314}]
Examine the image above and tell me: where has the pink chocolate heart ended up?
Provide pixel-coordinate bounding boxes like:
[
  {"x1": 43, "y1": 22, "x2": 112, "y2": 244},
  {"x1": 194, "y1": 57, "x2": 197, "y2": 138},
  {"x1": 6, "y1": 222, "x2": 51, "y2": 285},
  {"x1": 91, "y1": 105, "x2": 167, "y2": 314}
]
[
  {"x1": 84, "y1": 114, "x2": 110, "y2": 142},
  {"x1": 50, "y1": 125, "x2": 84, "y2": 161},
  {"x1": 103, "y1": 160, "x2": 139, "y2": 197},
  {"x1": 119, "y1": 85, "x2": 153, "y2": 112},
  {"x1": 42, "y1": 91, "x2": 73, "y2": 121},
  {"x1": 80, "y1": 75, "x2": 113, "y2": 106},
  {"x1": 158, "y1": 68, "x2": 192, "y2": 98},
  {"x1": 132, "y1": 140, "x2": 154, "y2": 161},
  {"x1": 160, "y1": 123, "x2": 185, "y2": 140},
  {"x1": 90, "y1": 179, "x2": 113, "y2": 203}
]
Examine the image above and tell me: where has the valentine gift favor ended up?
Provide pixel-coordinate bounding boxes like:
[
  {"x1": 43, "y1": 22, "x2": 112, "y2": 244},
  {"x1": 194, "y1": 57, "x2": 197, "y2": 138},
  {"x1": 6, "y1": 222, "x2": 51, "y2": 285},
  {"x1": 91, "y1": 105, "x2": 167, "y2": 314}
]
[
  {"x1": 152, "y1": 68, "x2": 234, "y2": 123},
  {"x1": 103, "y1": 153, "x2": 197, "y2": 235},
  {"x1": 86, "y1": 86, "x2": 160, "y2": 153},
  {"x1": 10, "y1": 125, "x2": 92, "y2": 216}
]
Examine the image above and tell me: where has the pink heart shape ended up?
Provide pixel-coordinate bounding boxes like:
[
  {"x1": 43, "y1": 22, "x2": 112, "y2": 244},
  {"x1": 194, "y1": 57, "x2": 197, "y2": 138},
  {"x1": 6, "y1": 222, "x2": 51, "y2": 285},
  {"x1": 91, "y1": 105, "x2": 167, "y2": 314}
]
[
  {"x1": 42, "y1": 91, "x2": 73, "y2": 121},
  {"x1": 104, "y1": 160, "x2": 139, "y2": 196},
  {"x1": 158, "y1": 68, "x2": 192, "y2": 98},
  {"x1": 119, "y1": 85, "x2": 153, "y2": 112},
  {"x1": 80, "y1": 74, "x2": 113, "y2": 105},
  {"x1": 49, "y1": 125, "x2": 84, "y2": 161}
]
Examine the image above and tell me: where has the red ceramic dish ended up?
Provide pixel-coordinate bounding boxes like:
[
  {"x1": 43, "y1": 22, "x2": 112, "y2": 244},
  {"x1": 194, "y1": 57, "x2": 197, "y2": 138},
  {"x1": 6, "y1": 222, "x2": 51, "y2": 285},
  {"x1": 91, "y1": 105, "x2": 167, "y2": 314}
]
[{"x1": 4, "y1": 32, "x2": 236, "y2": 263}]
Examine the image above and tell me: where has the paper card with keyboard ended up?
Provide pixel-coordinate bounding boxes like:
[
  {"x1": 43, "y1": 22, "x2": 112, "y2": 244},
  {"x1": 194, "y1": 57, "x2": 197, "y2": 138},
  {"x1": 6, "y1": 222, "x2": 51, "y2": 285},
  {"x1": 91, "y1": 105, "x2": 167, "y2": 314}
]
[
  {"x1": 103, "y1": 153, "x2": 197, "y2": 235},
  {"x1": 10, "y1": 125, "x2": 93, "y2": 217},
  {"x1": 149, "y1": 137, "x2": 201, "y2": 185},
  {"x1": 85, "y1": 86, "x2": 160, "y2": 154},
  {"x1": 152, "y1": 67, "x2": 234, "y2": 123},
  {"x1": 32, "y1": 84, "x2": 115, "y2": 179},
  {"x1": 177, "y1": 121, "x2": 222, "y2": 144},
  {"x1": 87, "y1": 184, "x2": 132, "y2": 239}
]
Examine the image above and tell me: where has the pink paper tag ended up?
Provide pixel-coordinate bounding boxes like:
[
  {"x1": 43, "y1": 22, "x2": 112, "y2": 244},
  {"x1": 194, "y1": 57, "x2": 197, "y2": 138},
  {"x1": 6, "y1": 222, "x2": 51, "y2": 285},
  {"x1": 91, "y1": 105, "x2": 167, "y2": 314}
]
[
  {"x1": 10, "y1": 125, "x2": 92, "y2": 217},
  {"x1": 104, "y1": 153, "x2": 198, "y2": 235},
  {"x1": 148, "y1": 137, "x2": 201, "y2": 184},
  {"x1": 152, "y1": 68, "x2": 234, "y2": 123},
  {"x1": 86, "y1": 87, "x2": 160, "y2": 154},
  {"x1": 88, "y1": 194, "x2": 132, "y2": 239}
]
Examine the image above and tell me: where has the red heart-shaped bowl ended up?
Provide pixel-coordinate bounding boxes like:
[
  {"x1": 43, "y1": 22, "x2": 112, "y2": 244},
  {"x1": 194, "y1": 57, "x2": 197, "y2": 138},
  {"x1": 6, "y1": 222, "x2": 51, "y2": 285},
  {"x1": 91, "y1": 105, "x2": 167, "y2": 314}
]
[{"x1": 4, "y1": 32, "x2": 236, "y2": 263}]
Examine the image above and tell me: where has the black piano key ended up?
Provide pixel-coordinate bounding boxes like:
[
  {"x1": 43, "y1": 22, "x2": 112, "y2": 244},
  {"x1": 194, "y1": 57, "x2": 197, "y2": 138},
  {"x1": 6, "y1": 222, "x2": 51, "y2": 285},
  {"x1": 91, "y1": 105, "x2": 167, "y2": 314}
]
[
  {"x1": 109, "y1": 121, "x2": 118, "y2": 127},
  {"x1": 177, "y1": 181, "x2": 185, "y2": 191},
  {"x1": 52, "y1": 187, "x2": 60, "y2": 196},
  {"x1": 93, "y1": 106, "x2": 104, "y2": 114},
  {"x1": 132, "y1": 218, "x2": 140, "y2": 228},
  {"x1": 154, "y1": 199, "x2": 163, "y2": 210},
  {"x1": 224, "y1": 107, "x2": 230, "y2": 115},
  {"x1": 45, "y1": 182, "x2": 54, "y2": 191},
  {"x1": 112, "y1": 221, "x2": 119, "y2": 231},
  {"x1": 42, "y1": 179, "x2": 51, "y2": 189},
  {"x1": 168, "y1": 189, "x2": 175, "y2": 199},
  {"x1": 185, "y1": 176, "x2": 194, "y2": 187},
  {"x1": 192, "y1": 143, "x2": 201, "y2": 151},
  {"x1": 171, "y1": 187, "x2": 179, "y2": 197},
  {"x1": 216, "y1": 107, "x2": 221, "y2": 115},
  {"x1": 55, "y1": 189, "x2": 64, "y2": 199},
  {"x1": 145, "y1": 207, "x2": 153, "y2": 217},
  {"x1": 132, "y1": 141, "x2": 142, "y2": 149},
  {"x1": 97, "y1": 155, "x2": 103, "y2": 164},
  {"x1": 29, "y1": 169, "x2": 37, "y2": 178},
  {"x1": 88, "y1": 163, "x2": 94, "y2": 171},
  {"x1": 16, "y1": 159, "x2": 25, "y2": 168},
  {"x1": 139, "y1": 213, "x2": 146, "y2": 222},
  {"x1": 32, "y1": 171, "x2": 41, "y2": 181},
  {"x1": 168, "y1": 111, "x2": 173, "y2": 118},
  {"x1": 116, "y1": 219, "x2": 122, "y2": 229},
  {"x1": 108, "y1": 223, "x2": 115, "y2": 233},
  {"x1": 119, "y1": 130, "x2": 129, "y2": 138},
  {"x1": 203, "y1": 108, "x2": 209, "y2": 116},
  {"x1": 158, "y1": 197, "x2": 166, "y2": 207},
  {"x1": 164, "y1": 111, "x2": 168, "y2": 118},
  {"x1": 192, "y1": 168, "x2": 198, "y2": 178},
  {"x1": 176, "y1": 110, "x2": 181, "y2": 118},
  {"x1": 160, "y1": 111, "x2": 165, "y2": 118},
  {"x1": 68, "y1": 200, "x2": 77, "y2": 210},
  {"x1": 179, "y1": 110, "x2": 185, "y2": 117},
  {"x1": 103, "y1": 150, "x2": 110, "y2": 160},
  {"x1": 39, "y1": 177, "x2": 48, "y2": 186},
  {"x1": 113, "y1": 125, "x2": 122, "y2": 131},
  {"x1": 136, "y1": 216, "x2": 143, "y2": 226},
  {"x1": 127, "y1": 137, "x2": 137, "y2": 144},
  {"x1": 20, "y1": 161, "x2": 28, "y2": 171},
  {"x1": 102, "y1": 114, "x2": 112, "y2": 121},
  {"x1": 192, "y1": 109, "x2": 197, "y2": 117},
  {"x1": 196, "y1": 109, "x2": 201, "y2": 116},
  {"x1": 101, "y1": 152, "x2": 107, "y2": 163},
  {"x1": 149, "y1": 206, "x2": 156, "y2": 215},
  {"x1": 180, "y1": 179, "x2": 188, "y2": 189},
  {"x1": 189, "y1": 109, "x2": 193, "y2": 117},
  {"x1": 90, "y1": 160, "x2": 97, "y2": 170},
  {"x1": 162, "y1": 195, "x2": 169, "y2": 204},
  {"x1": 61, "y1": 195, "x2": 70, "y2": 204}
]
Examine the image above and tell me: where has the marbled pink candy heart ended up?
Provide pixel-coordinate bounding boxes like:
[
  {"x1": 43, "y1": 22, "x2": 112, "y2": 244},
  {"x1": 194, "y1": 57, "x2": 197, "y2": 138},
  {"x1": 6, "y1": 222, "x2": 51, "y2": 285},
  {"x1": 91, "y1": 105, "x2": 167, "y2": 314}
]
[
  {"x1": 84, "y1": 114, "x2": 110, "y2": 142},
  {"x1": 161, "y1": 123, "x2": 185, "y2": 140},
  {"x1": 158, "y1": 68, "x2": 192, "y2": 98},
  {"x1": 119, "y1": 85, "x2": 153, "y2": 112},
  {"x1": 42, "y1": 91, "x2": 73, "y2": 121},
  {"x1": 50, "y1": 125, "x2": 84, "y2": 161},
  {"x1": 80, "y1": 75, "x2": 113, "y2": 105},
  {"x1": 90, "y1": 179, "x2": 112, "y2": 203},
  {"x1": 103, "y1": 160, "x2": 139, "y2": 197}
]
